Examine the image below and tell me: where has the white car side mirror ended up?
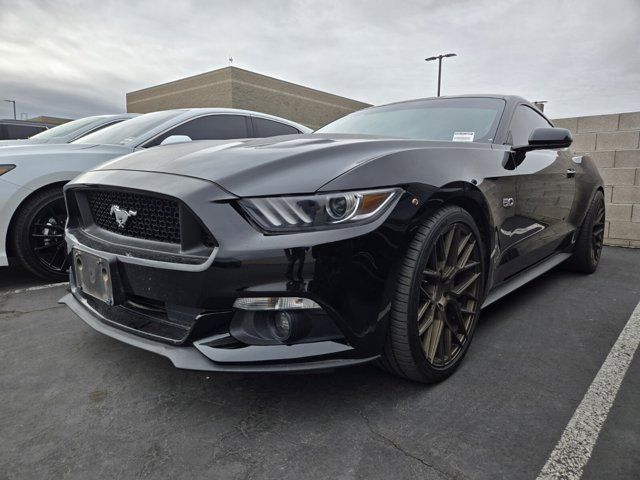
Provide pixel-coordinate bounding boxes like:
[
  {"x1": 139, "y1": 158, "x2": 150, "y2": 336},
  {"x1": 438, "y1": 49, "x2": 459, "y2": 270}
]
[{"x1": 160, "y1": 135, "x2": 192, "y2": 146}]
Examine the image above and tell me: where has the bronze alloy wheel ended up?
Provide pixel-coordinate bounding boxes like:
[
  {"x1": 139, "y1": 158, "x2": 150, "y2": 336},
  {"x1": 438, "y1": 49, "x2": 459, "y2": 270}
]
[
  {"x1": 418, "y1": 223, "x2": 482, "y2": 367},
  {"x1": 565, "y1": 190, "x2": 605, "y2": 274},
  {"x1": 381, "y1": 205, "x2": 485, "y2": 383},
  {"x1": 591, "y1": 201, "x2": 605, "y2": 263}
]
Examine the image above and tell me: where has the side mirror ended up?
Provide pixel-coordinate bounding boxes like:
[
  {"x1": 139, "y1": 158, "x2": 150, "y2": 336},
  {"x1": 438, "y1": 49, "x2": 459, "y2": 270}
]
[
  {"x1": 160, "y1": 135, "x2": 192, "y2": 146},
  {"x1": 513, "y1": 127, "x2": 572, "y2": 152}
]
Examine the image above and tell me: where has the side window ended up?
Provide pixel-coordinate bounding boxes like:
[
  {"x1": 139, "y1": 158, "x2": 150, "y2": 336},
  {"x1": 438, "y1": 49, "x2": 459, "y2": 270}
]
[
  {"x1": 508, "y1": 105, "x2": 552, "y2": 146},
  {"x1": 146, "y1": 115, "x2": 249, "y2": 147},
  {"x1": 253, "y1": 117, "x2": 300, "y2": 137},
  {"x1": 5, "y1": 125, "x2": 46, "y2": 139}
]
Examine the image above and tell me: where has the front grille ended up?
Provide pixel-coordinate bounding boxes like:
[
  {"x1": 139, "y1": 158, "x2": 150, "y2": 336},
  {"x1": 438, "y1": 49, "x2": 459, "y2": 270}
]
[{"x1": 86, "y1": 190, "x2": 181, "y2": 244}]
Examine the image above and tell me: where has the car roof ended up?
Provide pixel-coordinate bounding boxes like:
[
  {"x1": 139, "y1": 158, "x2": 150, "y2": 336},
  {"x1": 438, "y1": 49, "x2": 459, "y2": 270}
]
[
  {"x1": 92, "y1": 113, "x2": 139, "y2": 120},
  {"x1": 77, "y1": 108, "x2": 311, "y2": 148},
  {"x1": 372, "y1": 94, "x2": 530, "y2": 109},
  {"x1": 0, "y1": 114, "x2": 136, "y2": 129},
  {"x1": 150, "y1": 108, "x2": 309, "y2": 130}
]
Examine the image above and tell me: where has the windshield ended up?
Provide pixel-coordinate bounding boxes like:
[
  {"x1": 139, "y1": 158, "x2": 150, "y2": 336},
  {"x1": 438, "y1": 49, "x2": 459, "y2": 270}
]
[
  {"x1": 316, "y1": 97, "x2": 506, "y2": 143},
  {"x1": 30, "y1": 116, "x2": 111, "y2": 140},
  {"x1": 73, "y1": 110, "x2": 183, "y2": 146}
]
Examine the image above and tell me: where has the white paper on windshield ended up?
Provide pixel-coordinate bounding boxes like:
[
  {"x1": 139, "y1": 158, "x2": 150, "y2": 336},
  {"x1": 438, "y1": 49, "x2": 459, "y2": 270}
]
[{"x1": 452, "y1": 132, "x2": 475, "y2": 142}]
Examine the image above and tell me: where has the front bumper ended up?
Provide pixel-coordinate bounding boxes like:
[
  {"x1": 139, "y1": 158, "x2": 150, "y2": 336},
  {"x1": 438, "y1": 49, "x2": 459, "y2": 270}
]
[
  {"x1": 61, "y1": 170, "x2": 419, "y2": 372},
  {"x1": 60, "y1": 292, "x2": 378, "y2": 372}
]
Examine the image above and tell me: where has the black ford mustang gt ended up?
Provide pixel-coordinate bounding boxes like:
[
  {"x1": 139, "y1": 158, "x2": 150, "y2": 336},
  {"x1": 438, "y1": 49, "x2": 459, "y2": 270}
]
[{"x1": 61, "y1": 95, "x2": 605, "y2": 383}]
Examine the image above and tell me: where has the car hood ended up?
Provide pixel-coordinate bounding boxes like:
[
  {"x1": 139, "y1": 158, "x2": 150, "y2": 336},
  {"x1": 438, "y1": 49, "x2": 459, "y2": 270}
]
[
  {"x1": 0, "y1": 142, "x2": 133, "y2": 162},
  {"x1": 0, "y1": 138, "x2": 49, "y2": 147},
  {"x1": 96, "y1": 134, "x2": 491, "y2": 197}
]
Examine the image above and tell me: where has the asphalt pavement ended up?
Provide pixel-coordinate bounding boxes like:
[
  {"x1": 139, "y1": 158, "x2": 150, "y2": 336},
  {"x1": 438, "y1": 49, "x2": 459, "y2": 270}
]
[
  {"x1": 0, "y1": 265, "x2": 57, "y2": 295},
  {"x1": 1, "y1": 246, "x2": 639, "y2": 479}
]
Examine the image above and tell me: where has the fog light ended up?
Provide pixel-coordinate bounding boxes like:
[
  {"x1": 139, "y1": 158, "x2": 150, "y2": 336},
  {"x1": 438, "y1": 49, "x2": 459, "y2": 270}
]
[
  {"x1": 271, "y1": 311, "x2": 293, "y2": 341},
  {"x1": 233, "y1": 297, "x2": 321, "y2": 311}
]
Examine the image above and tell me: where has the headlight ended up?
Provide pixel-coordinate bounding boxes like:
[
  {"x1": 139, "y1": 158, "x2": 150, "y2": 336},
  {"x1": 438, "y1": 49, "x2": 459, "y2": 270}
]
[
  {"x1": 0, "y1": 164, "x2": 15, "y2": 176},
  {"x1": 239, "y1": 188, "x2": 402, "y2": 233}
]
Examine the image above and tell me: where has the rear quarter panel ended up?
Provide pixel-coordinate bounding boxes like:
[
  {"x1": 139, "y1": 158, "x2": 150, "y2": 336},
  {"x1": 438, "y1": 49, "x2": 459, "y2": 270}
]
[{"x1": 570, "y1": 153, "x2": 605, "y2": 228}]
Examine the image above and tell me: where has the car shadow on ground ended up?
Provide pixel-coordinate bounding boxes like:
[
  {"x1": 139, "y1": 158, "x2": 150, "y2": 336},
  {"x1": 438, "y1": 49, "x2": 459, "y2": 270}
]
[
  {"x1": 78, "y1": 266, "x2": 568, "y2": 413},
  {"x1": 0, "y1": 265, "x2": 58, "y2": 293}
]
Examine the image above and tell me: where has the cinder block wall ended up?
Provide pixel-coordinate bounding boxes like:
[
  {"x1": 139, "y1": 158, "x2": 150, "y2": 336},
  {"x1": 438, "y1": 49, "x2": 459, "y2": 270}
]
[{"x1": 553, "y1": 112, "x2": 640, "y2": 247}]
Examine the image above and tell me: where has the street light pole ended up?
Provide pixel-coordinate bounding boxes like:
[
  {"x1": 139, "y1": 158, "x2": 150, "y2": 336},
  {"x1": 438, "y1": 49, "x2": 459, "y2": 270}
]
[
  {"x1": 4, "y1": 100, "x2": 16, "y2": 120},
  {"x1": 425, "y1": 53, "x2": 457, "y2": 97},
  {"x1": 437, "y1": 56, "x2": 443, "y2": 97}
]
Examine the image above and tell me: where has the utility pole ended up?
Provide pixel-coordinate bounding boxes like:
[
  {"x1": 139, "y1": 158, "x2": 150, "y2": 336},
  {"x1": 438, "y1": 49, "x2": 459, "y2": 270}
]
[
  {"x1": 425, "y1": 53, "x2": 457, "y2": 97},
  {"x1": 4, "y1": 100, "x2": 16, "y2": 119}
]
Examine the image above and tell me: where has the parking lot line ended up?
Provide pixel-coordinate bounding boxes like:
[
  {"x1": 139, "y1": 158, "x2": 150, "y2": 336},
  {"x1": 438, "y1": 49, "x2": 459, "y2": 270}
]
[
  {"x1": 536, "y1": 298, "x2": 640, "y2": 480},
  {"x1": 3, "y1": 282, "x2": 68, "y2": 296}
]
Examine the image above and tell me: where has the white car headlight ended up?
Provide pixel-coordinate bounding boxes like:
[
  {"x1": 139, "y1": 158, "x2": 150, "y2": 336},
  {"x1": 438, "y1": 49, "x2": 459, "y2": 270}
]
[{"x1": 239, "y1": 188, "x2": 402, "y2": 233}]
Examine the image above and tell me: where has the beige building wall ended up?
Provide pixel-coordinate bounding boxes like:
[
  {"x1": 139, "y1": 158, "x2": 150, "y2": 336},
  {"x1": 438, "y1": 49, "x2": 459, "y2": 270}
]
[
  {"x1": 28, "y1": 116, "x2": 72, "y2": 126},
  {"x1": 126, "y1": 68, "x2": 234, "y2": 115},
  {"x1": 554, "y1": 112, "x2": 640, "y2": 247},
  {"x1": 126, "y1": 67, "x2": 370, "y2": 129}
]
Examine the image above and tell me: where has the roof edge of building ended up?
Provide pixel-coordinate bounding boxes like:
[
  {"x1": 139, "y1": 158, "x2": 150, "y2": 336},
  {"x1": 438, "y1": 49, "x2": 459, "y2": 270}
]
[
  {"x1": 127, "y1": 66, "x2": 371, "y2": 107},
  {"x1": 228, "y1": 67, "x2": 371, "y2": 107}
]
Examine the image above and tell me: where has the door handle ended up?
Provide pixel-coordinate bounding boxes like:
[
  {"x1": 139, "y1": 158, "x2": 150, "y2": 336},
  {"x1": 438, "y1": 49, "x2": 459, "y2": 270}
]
[{"x1": 566, "y1": 168, "x2": 576, "y2": 178}]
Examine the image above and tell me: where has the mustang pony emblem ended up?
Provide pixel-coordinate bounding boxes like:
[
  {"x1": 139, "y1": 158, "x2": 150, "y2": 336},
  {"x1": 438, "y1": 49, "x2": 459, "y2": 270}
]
[{"x1": 109, "y1": 205, "x2": 137, "y2": 228}]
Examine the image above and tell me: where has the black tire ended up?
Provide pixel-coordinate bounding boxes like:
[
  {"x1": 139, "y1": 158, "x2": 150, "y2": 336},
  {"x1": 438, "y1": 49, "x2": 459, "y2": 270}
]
[
  {"x1": 10, "y1": 186, "x2": 69, "y2": 281},
  {"x1": 566, "y1": 190, "x2": 605, "y2": 274},
  {"x1": 381, "y1": 206, "x2": 485, "y2": 383}
]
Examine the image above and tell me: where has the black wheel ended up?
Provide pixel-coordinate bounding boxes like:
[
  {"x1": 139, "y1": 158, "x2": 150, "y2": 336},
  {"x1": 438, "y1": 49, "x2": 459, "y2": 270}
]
[
  {"x1": 11, "y1": 187, "x2": 70, "y2": 281},
  {"x1": 381, "y1": 206, "x2": 485, "y2": 383},
  {"x1": 566, "y1": 190, "x2": 605, "y2": 273}
]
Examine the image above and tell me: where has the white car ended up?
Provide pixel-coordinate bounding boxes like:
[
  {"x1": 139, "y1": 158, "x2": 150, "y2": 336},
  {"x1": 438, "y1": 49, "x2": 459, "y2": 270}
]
[
  {"x1": 0, "y1": 108, "x2": 311, "y2": 279},
  {"x1": 0, "y1": 114, "x2": 137, "y2": 147}
]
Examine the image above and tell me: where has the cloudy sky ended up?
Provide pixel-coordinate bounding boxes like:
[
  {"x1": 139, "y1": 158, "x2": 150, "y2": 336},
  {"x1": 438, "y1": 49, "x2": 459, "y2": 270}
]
[{"x1": 1, "y1": 0, "x2": 639, "y2": 122}]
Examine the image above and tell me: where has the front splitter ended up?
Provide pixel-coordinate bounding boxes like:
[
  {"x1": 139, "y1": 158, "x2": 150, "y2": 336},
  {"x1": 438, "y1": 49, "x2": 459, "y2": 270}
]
[{"x1": 60, "y1": 293, "x2": 379, "y2": 373}]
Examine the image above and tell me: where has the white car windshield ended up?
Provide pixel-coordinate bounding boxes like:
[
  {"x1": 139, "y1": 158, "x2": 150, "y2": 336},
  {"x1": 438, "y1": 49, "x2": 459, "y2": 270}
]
[
  {"x1": 30, "y1": 116, "x2": 110, "y2": 140},
  {"x1": 73, "y1": 110, "x2": 183, "y2": 146}
]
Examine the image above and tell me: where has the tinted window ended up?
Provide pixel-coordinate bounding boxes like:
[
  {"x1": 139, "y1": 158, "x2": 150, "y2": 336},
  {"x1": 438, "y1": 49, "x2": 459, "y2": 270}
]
[
  {"x1": 253, "y1": 117, "x2": 300, "y2": 137},
  {"x1": 3, "y1": 124, "x2": 46, "y2": 139},
  {"x1": 146, "y1": 115, "x2": 249, "y2": 147},
  {"x1": 509, "y1": 105, "x2": 552, "y2": 145},
  {"x1": 316, "y1": 97, "x2": 505, "y2": 143}
]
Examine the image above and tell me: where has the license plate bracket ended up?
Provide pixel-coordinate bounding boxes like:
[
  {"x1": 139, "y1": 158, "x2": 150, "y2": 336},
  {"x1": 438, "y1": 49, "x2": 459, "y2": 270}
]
[{"x1": 73, "y1": 249, "x2": 117, "y2": 306}]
